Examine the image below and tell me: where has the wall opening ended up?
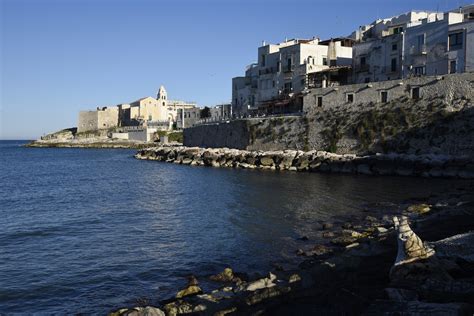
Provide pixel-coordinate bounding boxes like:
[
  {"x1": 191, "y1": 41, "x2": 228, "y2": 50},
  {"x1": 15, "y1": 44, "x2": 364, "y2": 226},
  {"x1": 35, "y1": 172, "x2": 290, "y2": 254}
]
[
  {"x1": 411, "y1": 87, "x2": 420, "y2": 100},
  {"x1": 380, "y1": 91, "x2": 388, "y2": 103},
  {"x1": 317, "y1": 96, "x2": 323, "y2": 107},
  {"x1": 346, "y1": 93, "x2": 354, "y2": 103}
]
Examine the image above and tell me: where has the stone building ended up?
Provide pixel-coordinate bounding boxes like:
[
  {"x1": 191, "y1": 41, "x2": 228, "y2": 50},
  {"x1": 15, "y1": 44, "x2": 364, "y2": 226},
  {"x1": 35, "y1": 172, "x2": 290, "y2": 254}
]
[
  {"x1": 77, "y1": 107, "x2": 119, "y2": 133},
  {"x1": 232, "y1": 37, "x2": 353, "y2": 115},
  {"x1": 77, "y1": 85, "x2": 197, "y2": 132},
  {"x1": 176, "y1": 107, "x2": 201, "y2": 129}
]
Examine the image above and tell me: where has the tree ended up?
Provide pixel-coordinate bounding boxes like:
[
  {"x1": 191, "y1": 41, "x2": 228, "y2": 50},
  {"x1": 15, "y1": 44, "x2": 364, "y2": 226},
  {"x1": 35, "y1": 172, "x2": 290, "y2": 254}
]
[{"x1": 200, "y1": 106, "x2": 211, "y2": 119}]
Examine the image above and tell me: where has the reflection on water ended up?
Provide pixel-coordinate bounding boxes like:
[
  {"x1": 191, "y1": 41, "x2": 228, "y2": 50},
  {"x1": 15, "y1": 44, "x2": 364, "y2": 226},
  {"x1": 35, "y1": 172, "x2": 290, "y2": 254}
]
[{"x1": 0, "y1": 141, "x2": 469, "y2": 314}]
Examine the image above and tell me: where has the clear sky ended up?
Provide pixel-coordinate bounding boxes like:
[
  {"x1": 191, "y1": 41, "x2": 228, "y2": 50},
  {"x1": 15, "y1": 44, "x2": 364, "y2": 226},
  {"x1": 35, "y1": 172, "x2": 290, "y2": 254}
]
[{"x1": 0, "y1": 0, "x2": 467, "y2": 139}]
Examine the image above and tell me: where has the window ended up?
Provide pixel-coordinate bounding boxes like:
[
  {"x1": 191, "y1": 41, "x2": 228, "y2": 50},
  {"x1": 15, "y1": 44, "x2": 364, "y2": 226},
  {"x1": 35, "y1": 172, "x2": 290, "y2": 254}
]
[
  {"x1": 414, "y1": 66, "x2": 425, "y2": 75},
  {"x1": 346, "y1": 93, "x2": 354, "y2": 103},
  {"x1": 148, "y1": 115, "x2": 152, "y2": 121},
  {"x1": 417, "y1": 34, "x2": 425, "y2": 47},
  {"x1": 286, "y1": 58, "x2": 292, "y2": 71},
  {"x1": 360, "y1": 56, "x2": 366, "y2": 66},
  {"x1": 261, "y1": 54, "x2": 266, "y2": 67},
  {"x1": 449, "y1": 32, "x2": 463, "y2": 50},
  {"x1": 276, "y1": 61, "x2": 280, "y2": 72},
  {"x1": 322, "y1": 56, "x2": 328, "y2": 65},
  {"x1": 381, "y1": 91, "x2": 388, "y2": 103},
  {"x1": 392, "y1": 43, "x2": 398, "y2": 51},
  {"x1": 449, "y1": 60, "x2": 457, "y2": 74},
  {"x1": 392, "y1": 26, "x2": 403, "y2": 34},
  {"x1": 284, "y1": 82, "x2": 292, "y2": 93},
  {"x1": 317, "y1": 96, "x2": 323, "y2": 107},
  {"x1": 391, "y1": 58, "x2": 397, "y2": 72},
  {"x1": 411, "y1": 87, "x2": 420, "y2": 100}
]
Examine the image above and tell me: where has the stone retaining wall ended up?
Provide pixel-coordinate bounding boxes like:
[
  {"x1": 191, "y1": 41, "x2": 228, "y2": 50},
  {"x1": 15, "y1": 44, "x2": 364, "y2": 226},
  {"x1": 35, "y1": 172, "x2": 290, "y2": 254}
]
[{"x1": 135, "y1": 146, "x2": 474, "y2": 178}]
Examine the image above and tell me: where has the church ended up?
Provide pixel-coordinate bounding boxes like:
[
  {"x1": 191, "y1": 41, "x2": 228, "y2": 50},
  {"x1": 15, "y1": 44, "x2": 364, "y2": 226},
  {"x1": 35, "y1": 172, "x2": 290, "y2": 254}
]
[{"x1": 77, "y1": 86, "x2": 197, "y2": 133}]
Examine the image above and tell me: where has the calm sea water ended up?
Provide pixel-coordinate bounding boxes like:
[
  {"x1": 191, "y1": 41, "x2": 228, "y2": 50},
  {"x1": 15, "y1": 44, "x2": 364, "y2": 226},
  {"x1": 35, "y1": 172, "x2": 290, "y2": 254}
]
[{"x1": 0, "y1": 140, "x2": 468, "y2": 314}]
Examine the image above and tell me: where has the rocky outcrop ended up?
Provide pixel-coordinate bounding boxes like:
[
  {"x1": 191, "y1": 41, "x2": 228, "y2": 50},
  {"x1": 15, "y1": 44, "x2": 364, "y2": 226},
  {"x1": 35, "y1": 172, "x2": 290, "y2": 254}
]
[
  {"x1": 392, "y1": 216, "x2": 435, "y2": 267},
  {"x1": 135, "y1": 145, "x2": 474, "y2": 178}
]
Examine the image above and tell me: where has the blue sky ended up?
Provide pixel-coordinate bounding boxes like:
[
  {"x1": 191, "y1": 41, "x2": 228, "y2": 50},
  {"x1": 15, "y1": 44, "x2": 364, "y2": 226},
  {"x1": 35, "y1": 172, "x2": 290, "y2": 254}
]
[{"x1": 0, "y1": 0, "x2": 467, "y2": 139}]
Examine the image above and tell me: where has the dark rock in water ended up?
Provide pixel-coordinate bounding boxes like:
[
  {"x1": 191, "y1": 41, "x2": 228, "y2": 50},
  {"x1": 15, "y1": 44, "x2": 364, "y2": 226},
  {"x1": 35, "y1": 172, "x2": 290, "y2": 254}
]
[
  {"x1": 384, "y1": 288, "x2": 419, "y2": 302},
  {"x1": 210, "y1": 268, "x2": 236, "y2": 283},
  {"x1": 175, "y1": 285, "x2": 202, "y2": 299},
  {"x1": 342, "y1": 222, "x2": 353, "y2": 229},
  {"x1": 331, "y1": 236, "x2": 358, "y2": 246},
  {"x1": 322, "y1": 223, "x2": 334, "y2": 230},
  {"x1": 322, "y1": 231, "x2": 335, "y2": 238},
  {"x1": 187, "y1": 275, "x2": 199, "y2": 286},
  {"x1": 305, "y1": 244, "x2": 332, "y2": 256},
  {"x1": 245, "y1": 286, "x2": 291, "y2": 306},
  {"x1": 365, "y1": 300, "x2": 474, "y2": 315}
]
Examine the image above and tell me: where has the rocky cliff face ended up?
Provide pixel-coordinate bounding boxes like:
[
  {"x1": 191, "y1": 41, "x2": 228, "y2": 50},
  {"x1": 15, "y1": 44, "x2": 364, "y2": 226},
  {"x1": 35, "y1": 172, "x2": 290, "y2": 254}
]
[{"x1": 184, "y1": 73, "x2": 474, "y2": 157}]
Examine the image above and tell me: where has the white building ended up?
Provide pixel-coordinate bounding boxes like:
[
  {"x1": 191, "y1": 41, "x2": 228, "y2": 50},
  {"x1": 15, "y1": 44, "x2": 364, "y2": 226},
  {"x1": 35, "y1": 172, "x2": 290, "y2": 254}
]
[
  {"x1": 352, "y1": 8, "x2": 473, "y2": 83},
  {"x1": 232, "y1": 37, "x2": 353, "y2": 114}
]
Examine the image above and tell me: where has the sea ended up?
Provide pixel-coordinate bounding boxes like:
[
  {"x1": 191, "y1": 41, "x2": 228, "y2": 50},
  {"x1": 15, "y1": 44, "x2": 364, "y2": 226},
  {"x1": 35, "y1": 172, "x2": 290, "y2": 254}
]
[{"x1": 0, "y1": 140, "x2": 468, "y2": 314}]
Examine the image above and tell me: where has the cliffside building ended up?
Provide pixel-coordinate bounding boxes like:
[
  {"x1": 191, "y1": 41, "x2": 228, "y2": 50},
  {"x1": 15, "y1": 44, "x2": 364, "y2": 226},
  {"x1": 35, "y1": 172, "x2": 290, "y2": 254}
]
[
  {"x1": 232, "y1": 37, "x2": 353, "y2": 115},
  {"x1": 351, "y1": 9, "x2": 473, "y2": 83}
]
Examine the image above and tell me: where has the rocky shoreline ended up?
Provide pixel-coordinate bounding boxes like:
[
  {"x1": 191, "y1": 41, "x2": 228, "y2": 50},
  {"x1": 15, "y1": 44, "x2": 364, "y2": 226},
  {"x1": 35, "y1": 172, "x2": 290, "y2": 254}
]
[
  {"x1": 25, "y1": 139, "x2": 155, "y2": 149},
  {"x1": 110, "y1": 183, "x2": 474, "y2": 315},
  {"x1": 135, "y1": 145, "x2": 474, "y2": 179}
]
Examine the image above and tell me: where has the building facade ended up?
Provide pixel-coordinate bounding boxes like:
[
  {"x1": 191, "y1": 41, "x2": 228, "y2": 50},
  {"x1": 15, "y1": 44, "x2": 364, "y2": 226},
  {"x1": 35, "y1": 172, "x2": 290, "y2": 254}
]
[
  {"x1": 232, "y1": 38, "x2": 353, "y2": 115},
  {"x1": 352, "y1": 10, "x2": 473, "y2": 83},
  {"x1": 77, "y1": 86, "x2": 197, "y2": 132}
]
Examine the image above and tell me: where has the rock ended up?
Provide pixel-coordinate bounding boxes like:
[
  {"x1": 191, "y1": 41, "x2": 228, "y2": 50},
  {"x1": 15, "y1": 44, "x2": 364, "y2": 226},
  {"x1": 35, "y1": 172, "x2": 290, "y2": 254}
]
[
  {"x1": 342, "y1": 229, "x2": 364, "y2": 238},
  {"x1": 365, "y1": 300, "x2": 474, "y2": 315},
  {"x1": 392, "y1": 216, "x2": 435, "y2": 267},
  {"x1": 164, "y1": 301, "x2": 205, "y2": 316},
  {"x1": 214, "y1": 307, "x2": 237, "y2": 316},
  {"x1": 341, "y1": 222, "x2": 353, "y2": 229},
  {"x1": 245, "y1": 286, "x2": 291, "y2": 305},
  {"x1": 175, "y1": 285, "x2": 202, "y2": 298},
  {"x1": 305, "y1": 244, "x2": 332, "y2": 256},
  {"x1": 345, "y1": 242, "x2": 359, "y2": 249},
  {"x1": 288, "y1": 273, "x2": 301, "y2": 283},
  {"x1": 407, "y1": 203, "x2": 431, "y2": 214},
  {"x1": 296, "y1": 248, "x2": 305, "y2": 256},
  {"x1": 187, "y1": 275, "x2": 199, "y2": 286},
  {"x1": 297, "y1": 236, "x2": 309, "y2": 241},
  {"x1": 322, "y1": 222, "x2": 334, "y2": 230},
  {"x1": 331, "y1": 236, "x2": 358, "y2": 246},
  {"x1": 210, "y1": 268, "x2": 236, "y2": 282},
  {"x1": 111, "y1": 306, "x2": 165, "y2": 316},
  {"x1": 322, "y1": 231, "x2": 335, "y2": 238},
  {"x1": 246, "y1": 273, "x2": 277, "y2": 291},
  {"x1": 430, "y1": 231, "x2": 474, "y2": 263},
  {"x1": 384, "y1": 288, "x2": 419, "y2": 302},
  {"x1": 259, "y1": 156, "x2": 274, "y2": 166},
  {"x1": 376, "y1": 226, "x2": 389, "y2": 234}
]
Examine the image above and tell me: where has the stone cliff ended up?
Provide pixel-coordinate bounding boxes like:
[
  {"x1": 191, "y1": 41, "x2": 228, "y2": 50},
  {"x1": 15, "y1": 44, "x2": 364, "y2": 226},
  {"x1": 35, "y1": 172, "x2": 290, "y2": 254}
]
[{"x1": 184, "y1": 73, "x2": 474, "y2": 157}]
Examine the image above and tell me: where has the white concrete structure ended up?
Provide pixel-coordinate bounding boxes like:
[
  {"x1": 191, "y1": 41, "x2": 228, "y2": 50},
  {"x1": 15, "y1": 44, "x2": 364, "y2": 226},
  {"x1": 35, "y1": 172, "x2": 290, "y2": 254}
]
[
  {"x1": 232, "y1": 38, "x2": 353, "y2": 114},
  {"x1": 352, "y1": 9, "x2": 472, "y2": 83}
]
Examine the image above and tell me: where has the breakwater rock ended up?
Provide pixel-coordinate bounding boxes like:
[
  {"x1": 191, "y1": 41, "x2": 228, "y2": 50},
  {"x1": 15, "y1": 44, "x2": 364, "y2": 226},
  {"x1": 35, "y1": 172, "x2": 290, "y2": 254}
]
[{"x1": 135, "y1": 146, "x2": 474, "y2": 178}]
